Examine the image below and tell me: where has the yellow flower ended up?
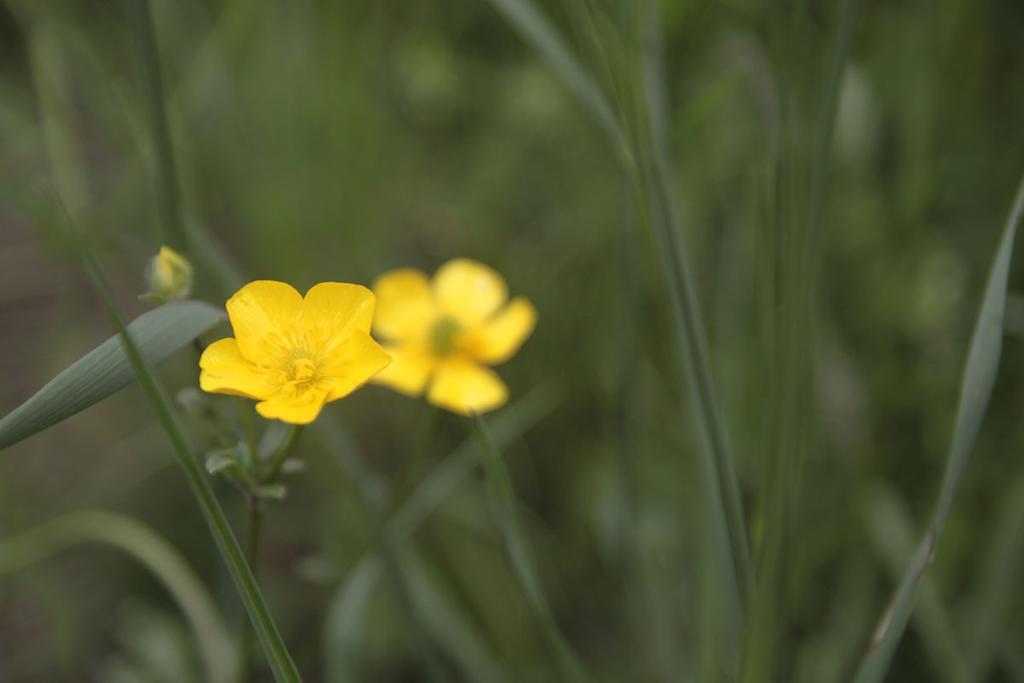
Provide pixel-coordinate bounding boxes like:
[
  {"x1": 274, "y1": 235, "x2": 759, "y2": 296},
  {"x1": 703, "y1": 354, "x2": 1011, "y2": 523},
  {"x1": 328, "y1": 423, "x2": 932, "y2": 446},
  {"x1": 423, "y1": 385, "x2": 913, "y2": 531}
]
[
  {"x1": 144, "y1": 245, "x2": 193, "y2": 302},
  {"x1": 199, "y1": 281, "x2": 391, "y2": 425},
  {"x1": 371, "y1": 258, "x2": 536, "y2": 415}
]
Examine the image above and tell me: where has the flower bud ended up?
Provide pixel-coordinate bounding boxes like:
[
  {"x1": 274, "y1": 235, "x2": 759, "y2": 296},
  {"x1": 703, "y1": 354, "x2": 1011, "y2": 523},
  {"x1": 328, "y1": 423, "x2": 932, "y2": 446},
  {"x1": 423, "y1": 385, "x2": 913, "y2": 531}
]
[{"x1": 143, "y1": 246, "x2": 193, "y2": 302}]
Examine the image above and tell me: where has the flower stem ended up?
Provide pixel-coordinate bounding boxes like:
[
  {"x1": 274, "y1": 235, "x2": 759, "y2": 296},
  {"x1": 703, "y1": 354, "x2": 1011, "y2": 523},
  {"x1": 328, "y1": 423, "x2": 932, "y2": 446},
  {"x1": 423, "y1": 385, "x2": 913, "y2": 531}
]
[
  {"x1": 470, "y1": 412, "x2": 590, "y2": 683},
  {"x1": 237, "y1": 497, "x2": 263, "y2": 683},
  {"x1": 261, "y1": 425, "x2": 303, "y2": 484},
  {"x1": 59, "y1": 202, "x2": 302, "y2": 682}
]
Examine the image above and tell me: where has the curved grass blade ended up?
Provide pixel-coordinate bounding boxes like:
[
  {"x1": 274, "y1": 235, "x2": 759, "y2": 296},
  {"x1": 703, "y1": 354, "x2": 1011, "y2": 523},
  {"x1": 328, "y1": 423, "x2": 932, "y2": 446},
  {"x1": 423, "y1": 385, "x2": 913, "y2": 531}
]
[
  {"x1": 471, "y1": 412, "x2": 590, "y2": 682},
  {"x1": 0, "y1": 509, "x2": 234, "y2": 683},
  {"x1": 324, "y1": 558, "x2": 380, "y2": 682},
  {"x1": 480, "y1": 0, "x2": 624, "y2": 151},
  {"x1": 43, "y1": 198, "x2": 302, "y2": 682},
  {"x1": 863, "y1": 485, "x2": 967, "y2": 683},
  {"x1": 963, "y1": 473, "x2": 1024, "y2": 681},
  {"x1": 322, "y1": 386, "x2": 559, "y2": 681},
  {"x1": 854, "y1": 173, "x2": 1024, "y2": 683},
  {"x1": 0, "y1": 301, "x2": 224, "y2": 451}
]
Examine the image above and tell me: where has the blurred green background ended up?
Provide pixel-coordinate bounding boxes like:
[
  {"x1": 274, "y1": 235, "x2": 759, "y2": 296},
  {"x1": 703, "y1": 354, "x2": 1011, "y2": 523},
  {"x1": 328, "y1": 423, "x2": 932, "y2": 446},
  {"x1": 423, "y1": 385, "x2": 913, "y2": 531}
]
[{"x1": 2, "y1": 0, "x2": 1024, "y2": 681}]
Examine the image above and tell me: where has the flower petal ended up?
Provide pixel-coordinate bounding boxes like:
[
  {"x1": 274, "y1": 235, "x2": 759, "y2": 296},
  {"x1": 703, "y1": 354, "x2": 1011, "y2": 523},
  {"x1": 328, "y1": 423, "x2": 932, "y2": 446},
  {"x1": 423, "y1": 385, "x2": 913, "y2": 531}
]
[
  {"x1": 458, "y1": 297, "x2": 537, "y2": 365},
  {"x1": 302, "y1": 283, "x2": 377, "y2": 348},
  {"x1": 371, "y1": 342, "x2": 437, "y2": 396},
  {"x1": 321, "y1": 332, "x2": 393, "y2": 401},
  {"x1": 226, "y1": 281, "x2": 303, "y2": 363},
  {"x1": 372, "y1": 269, "x2": 437, "y2": 341},
  {"x1": 433, "y1": 259, "x2": 507, "y2": 327},
  {"x1": 256, "y1": 391, "x2": 328, "y2": 425},
  {"x1": 199, "y1": 338, "x2": 276, "y2": 399},
  {"x1": 427, "y1": 355, "x2": 508, "y2": 415}
]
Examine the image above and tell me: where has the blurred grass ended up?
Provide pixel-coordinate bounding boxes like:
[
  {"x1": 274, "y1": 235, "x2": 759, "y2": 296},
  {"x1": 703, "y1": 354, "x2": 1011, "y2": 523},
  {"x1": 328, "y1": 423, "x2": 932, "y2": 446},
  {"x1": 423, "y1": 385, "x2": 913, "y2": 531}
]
[{"x1": 2, "y1": 0, "x2": 1024, "y2": 681}]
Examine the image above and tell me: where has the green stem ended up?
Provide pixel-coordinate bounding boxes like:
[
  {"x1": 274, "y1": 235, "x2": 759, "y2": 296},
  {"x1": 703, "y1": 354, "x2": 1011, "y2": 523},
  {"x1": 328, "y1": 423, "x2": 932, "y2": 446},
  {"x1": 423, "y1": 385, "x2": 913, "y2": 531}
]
[
  {"x1": 470, "y1": 412, "x2": 590, "y2": 683},
  {"x1": 130, "y1": 0, "x2": 188, "y2": 253},
  {"x1": 261, "y1": 425, "x2": 303, "y2": 484},
  {"x1": 237, "y1": 497, "x2": 263, "y2": 683},
  {"x1": 56, "y1": 199, "x2": 301, "y2": 681}
]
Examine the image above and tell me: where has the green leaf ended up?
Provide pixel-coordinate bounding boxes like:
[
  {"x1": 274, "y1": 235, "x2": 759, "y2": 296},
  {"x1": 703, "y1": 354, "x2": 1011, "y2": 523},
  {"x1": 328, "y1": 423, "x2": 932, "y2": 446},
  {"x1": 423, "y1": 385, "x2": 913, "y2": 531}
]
[
  {"x1": 253, "y1": 484, "x2": 287, "y2": 501},
  {"x1": 0, "y1": 301, "x2": 225, "y2": 451},
  {"x1": 854, "y1": 174, "x2": 1024, "y2": 683},
  {"x1": 0, "y1": 509, "x2": 235, "y2": 683}
]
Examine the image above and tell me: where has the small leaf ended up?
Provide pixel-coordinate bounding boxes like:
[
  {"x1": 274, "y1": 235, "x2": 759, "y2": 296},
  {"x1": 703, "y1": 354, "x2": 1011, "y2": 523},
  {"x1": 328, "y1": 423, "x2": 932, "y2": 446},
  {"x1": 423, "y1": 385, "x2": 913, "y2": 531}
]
[
  {"x1": 253, "y1": 484, "x2": 287, "y2": 501},
  {"x1": 0, "y1": 301, "x2": 224, "y2": 451},
  {"x1": 257, "y1": 421, "x2": 293, "y2": 461},
  {"x1": 279, "y1": 458, "x2": 305, "y2": 475},
  {"x1": 205, "y1": 451, "x2": 241, "y2": 476}
]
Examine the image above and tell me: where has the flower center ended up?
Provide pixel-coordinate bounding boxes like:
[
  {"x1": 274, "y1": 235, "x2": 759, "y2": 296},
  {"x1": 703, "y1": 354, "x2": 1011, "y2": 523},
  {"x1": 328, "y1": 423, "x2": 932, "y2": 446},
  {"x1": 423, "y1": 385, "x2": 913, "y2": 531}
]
[
  {"x1": 279, "y1": 352, "x2": 323, "y2": 397},
  {"x1": 292, "y1": 357, "x2": 318, "y2": 382},
  {"x1": 430, "y1": 316, "x2": 461, "y2": 356}
]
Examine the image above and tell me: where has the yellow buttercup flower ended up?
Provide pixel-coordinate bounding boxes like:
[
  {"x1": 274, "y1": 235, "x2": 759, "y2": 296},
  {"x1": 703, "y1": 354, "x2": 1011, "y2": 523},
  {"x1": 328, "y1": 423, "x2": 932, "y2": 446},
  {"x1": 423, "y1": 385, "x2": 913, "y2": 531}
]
[
  {"x1": 371, "y1": 258, "x2": 536, "y2": 415},
  {"x1": 199, "y1": 281, "x2": 391, "y2": 425}
]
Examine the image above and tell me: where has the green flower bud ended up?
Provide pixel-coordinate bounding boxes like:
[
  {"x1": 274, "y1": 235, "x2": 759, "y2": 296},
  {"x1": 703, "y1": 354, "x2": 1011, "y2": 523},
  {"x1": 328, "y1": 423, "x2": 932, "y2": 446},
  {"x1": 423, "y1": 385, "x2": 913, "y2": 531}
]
[{"x1": 143, "y1": 246, "x2": 193, "y2": 303}]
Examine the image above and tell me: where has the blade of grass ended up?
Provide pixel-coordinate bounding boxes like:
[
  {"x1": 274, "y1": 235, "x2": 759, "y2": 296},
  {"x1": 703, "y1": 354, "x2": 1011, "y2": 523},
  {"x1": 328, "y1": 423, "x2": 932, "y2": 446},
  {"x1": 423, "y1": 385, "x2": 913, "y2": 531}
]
[
  {"x1": 863, "y1": 485, "x2": 968, "y2": 683},
  {"x1": 745, "y1": 1, "x2": 859, "y2": 678},
  {"x1": 481, "y1": 0, "x2": 624, "y2": 150},
  {"x1": 49, "y1": 197, "x2": 302, "y2": 682},
  {"x1": 471, "y1": 412, "x2": 589, "y2": 682},
  {"x1": 0, "y1": 301, "x2": 224, "y2": 451},
  {"x1": 130, "y1": 0, "x2": 187, "y2": 253},
  {"x1": 853, "y1": 172, "x2": 1024, "y2": 683},
  {"x1": 0, "y1": 509, "x2": 234, "y2": 683},
  {"x1": 314, "y1": 418, "x2": 452, "y2": 683},
  {"x1": 962, "y1": 473, "x2": 1024, "y2": 681},
  {"x1": 322, "y1": 385, "x2": 560, "y2": 680}
]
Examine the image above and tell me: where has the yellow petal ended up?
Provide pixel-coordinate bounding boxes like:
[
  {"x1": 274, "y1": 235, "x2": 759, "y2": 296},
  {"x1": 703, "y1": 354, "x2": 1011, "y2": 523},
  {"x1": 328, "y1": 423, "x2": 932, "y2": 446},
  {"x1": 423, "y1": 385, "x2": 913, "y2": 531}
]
[
  {"x1": 199, "y1": 338, "x2": 276, "y2": 399},
  {"x1": 371, "y1": 342, "x2": 437, "y2": 396},
  {"x1": 302, "y1": 282, "x2": 377, "y2": 347},
  {"x1": 372, "y1": 268, "x2": 437, "y2": 341},
  {"x1": 433, "y1": 259, "x2": 507, "y2": 327},
  {"x1": 226, "y1": 281, "x2": 303, "y2": 363},
  {"x1": 321, "y1": 332, "x2": 393, "y2": 401},
  {"x1": 256, "y1": 391, "x2": 328, "y2": 425},
  {"x1": 458, "y1": 297, "x2": 537, "y2": 365},
  {"x1": 427, "y1": 355, "x2": 508, "y2": 415}
]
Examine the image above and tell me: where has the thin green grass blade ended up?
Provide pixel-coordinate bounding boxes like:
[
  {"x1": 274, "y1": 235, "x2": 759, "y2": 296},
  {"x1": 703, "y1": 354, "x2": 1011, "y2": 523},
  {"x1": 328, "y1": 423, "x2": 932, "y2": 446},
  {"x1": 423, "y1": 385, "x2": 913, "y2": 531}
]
[
  {"x1": 471, "y1": 412, "x2": 590, "y2": 683},
  {"x1": 863, "y1": 485, "x2": 967, "y2": 683},
  {"x1": 0, "y1": 301, "x2": 224, "y2": 451},
  {"x1": 130, "y1": 0, "x2": 188, "y2": 253},
  {"x1": 320, "y1": 386, "x2": 559, "y2": 680},
  {"x1": 480, "y1": 0, "x2": 624, "y2": 150},
  {"x1": 50, "y1": 204, "x2": 302, "y2": 682},
  {"x1": 403, "y1": 546, "x2": 508, "y2": 683},
  {"x1": 854, "y1": 173, "x2": 1024, "y2": 683},
  {"x1": 325, "y1": 548, "x2": 508, "y2": 683},
  {"x1": 0, "y1": 509, "x2": 234, "y2": 683},
  {"x1": 963, "y1": 473, "x2": 1024, "y2": 681},
  {"x1": 324, "y1": 558, "x2": 381, "y2": 682}
]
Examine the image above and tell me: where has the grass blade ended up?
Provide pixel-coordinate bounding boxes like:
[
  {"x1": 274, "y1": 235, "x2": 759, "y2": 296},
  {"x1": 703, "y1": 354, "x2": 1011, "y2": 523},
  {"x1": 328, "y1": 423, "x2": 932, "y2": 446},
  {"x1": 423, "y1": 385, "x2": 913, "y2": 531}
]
[
  {"x1": 480, "y1": 0, "x2": 624, "y2": 151},
  {"x1": 863, "y1": 485, "x2": 967, "y2": 683},
  {"x1": 962, "y1": 473, "x2": 1024, "y2": 681},
  {"x1": 0, "y1": 301, "x2": 224, "y2": 451},
  {"x1": 0, "y1": 509, "x2": 234, "y2": 683},
  {"x1": 47, "y1": 202, "x2": 303, "y2": 682},
  {"x1": 130, "y1": 0, "x2": 188, "y2": 253},
  {"x1": 471, "y1": 412, "x2": 589, "y2": 682},
  {"x1": 322, "y1": 386, "x2": 558, "y2": 678},
  {"x1": 853, "y1": 173, "x2": 1024, "y2": 683}
]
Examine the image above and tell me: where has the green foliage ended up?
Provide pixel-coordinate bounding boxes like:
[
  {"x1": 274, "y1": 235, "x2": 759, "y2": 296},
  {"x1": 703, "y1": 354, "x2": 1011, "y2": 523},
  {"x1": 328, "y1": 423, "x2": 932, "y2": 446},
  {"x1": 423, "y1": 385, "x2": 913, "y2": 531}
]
[
  {"x1": 1, "y1": 0, "x2": 1024, "y2": 681},
  {"x1": 0, "y1": 302, "x2": 224, "y2": 450}
]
